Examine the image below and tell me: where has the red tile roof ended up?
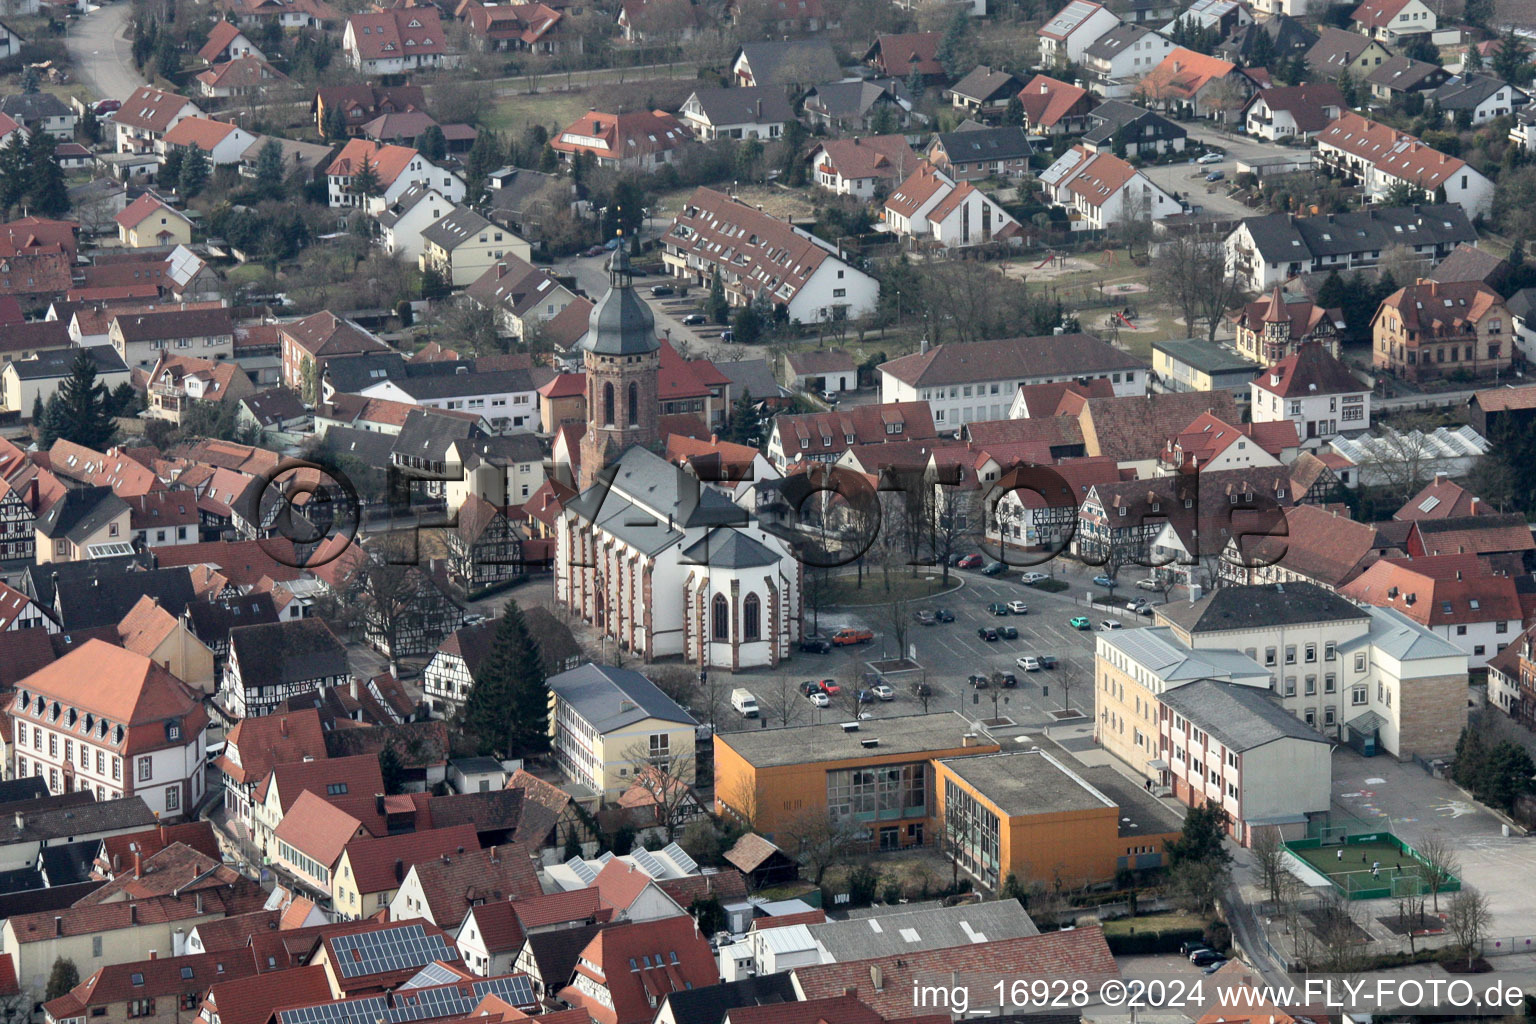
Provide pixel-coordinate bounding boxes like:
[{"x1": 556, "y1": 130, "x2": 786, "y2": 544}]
[
  {"x1": 326, "y1": 139, "x2": 427, "y2": 188},
  {"x1": 1352, "y1": 0, "x2": 1414, "y2": 30},
  {"x1": 1471, "y1": 383, "x2": 1536, "y2": 412},
  {"x1": 811, "y1": 135, "x2": 920, "y2": 183},
  {"x1": 462, "y1": 901, "x2": 525, "y2": 954},
  {"x1": 1376, "y1": 278, "x2": 1504, "y2": 334},
  {"x1": 513, "y1": 887, "x2": 607, "y2": 930},
  {"x1": 199, "y1": 20, "x2": 248, "y2": 60},
  {"x1": 97, "y1": 822, "x2": 221, "y2": 877},
  {"x1": 1395, "y1": 475, "x2": 1487, "y2": 521},
  {"x1": 115, "y1": 192, "x2": 190, "y2": 231},
  {"x1": 1340, "y1": 554, "x2": 1522, "y2": 626},
  {"x1": 551, "y1": 110, "x2": 688, "y2": 162},
  {"x1": 866, "y1": 32, "x2": 942, "y2": 77},
  {"x1": 341, "y1": 823, "x2": 481, "y2": 895},
  {"x1": 201, "y1": 965, "x2": 334, "y2": 1024},
  {"x1": 1230, "y1": 287, "x2": 1335, "y2": 341},
  {"x1": 773, "y1": 401, "x2": 937, "y2": 461},
  {"x1": 558, "y1": 916, "x2": 718, "y2": 1024},
  {"x1": 728, "y1": 997, "x2": 881, "y2": 1024},
  {"x1": 163, "y1": 116, "x2": 242, "y2": 152},
  {"x1": 115, "y1": 86, "x2": 195, "y2": 133},
  {"x1": 259, "y1": 753, "x2": 384, "y2": 813},
  {"x1": 1017, "y1": 74, "x2": 1092, "y2": 129},
  {"x1": 274, "y1": 790, "x2": 370, "y2": 868},
  {"x1": 1234, "y1": 503, "x2": 1380, "y2": 588},
  {"x1": 347, "y1": 8, "x2": 448, "y2": 60},
  {"x1": 45, "y1": 950, "x2": 260, "y2": 1020},
  {"x1": 1317, "y1": 112, "x2": 1472, "y2": 189},
  {"x1": 408, "y1": 845, "x2": 542, "y2": 924},
  {"x1": 1139, "y1": 48, "x2": 1242, "y2": 102}
]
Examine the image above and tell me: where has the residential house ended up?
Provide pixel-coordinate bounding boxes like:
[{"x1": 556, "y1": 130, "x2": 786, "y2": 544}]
[
  {"x1": 1305, "y1": 26, "x2": 1392, "y2": 80},
  {"x1": 782, "y1": 350, "x2": 856, "y2": 394},
  {"x1": 211, "y1": 705, "x2": 324, "y2": 825},
  {"x1": 1231, "y1": 286, "x2": 1343, "y2": 364},
  {"x1": 1352, "y1": 0, "x2": 1436, "y2": 43},
  {"x1": 677, "y1": 87, "x2": 794, "y2": 141},
  {"x1": 663, "y1": 187, "x2": 881, "y2": 322},
  {"x1": 1039, "y1": 0, "x2": 1122, "y2": 65},
  {"x1": 925, "y1": 125, "x2": 1032, "y2": 181},
  {"x1": 1219, "y1": 503, "x2": 1379, "y2": 590},
  {"x1": 1038, "y1": 145, "x2": 1179, "y2": 231},
  {"x1": 279, "y1": 311, "x2": 391, "y2": 394},
  {"x1": 550, "y1": 110, "x2": 689, "y2": 171},
  {"x1": 465, "y1": 255, "x2": 580, "y2": 340},
  {"x1": 1, "y1": 347, "x2": 129, "y2": 416},
  {"x1": 8, "y1": 640, "x2": 208, "y2": 814},
  {"x1": 312, "y1": 85, "x2": 426, "y2": 137},
  {"x1": 1149, "y1": 337, "x2": 1262, "y2": 397},
  {"x1": 727, "y1": 0, "x2": 832, "y2": 32},
  {"x1": 0, "y1": 93, "x2": 75, "y2": 140},
  {"x1": 443, "y1": 494, "x2": 523, "y2": 591},
  {"x1": 462, "y1": 0, "x2": 573, "y2": 54},
  {"x1": 109, "y1": 307, "x2": 234, "y2": 371},
  {"x1": 1315, "y1": 113, "x2": 1495, "y2": 217},
  {"x1": 44, "y1": 948, "x2": 261, "y2": 1024},
  {"x1": 1015, "y1": 74, "x2": 1097, "y2": 135},
  {"x1": 1224, "y1": 205, "x2": 1477, "y2": 293},
  {"x1": 222, "y1": 618, "x2": 350, "y2": 718},
  {"x1": 1080, "y1": 24, "x2": 1175, "y2": 99},
  {"x1": 1217, "y1": 15, "x2": 1317, "y2": 62},
  {"x1": 376, "y1": 185, "x2": 453, "y2": 263},
  {"x1": 418, "y1": 207, "x2": 531, "y2": 288},
  {"x1": 806, "y1": 135, "x2": 920, "y2": 198},
  {"x1": 116, "y1": 593, "x2": 216, "y2": 693},
  {"x1": 1164, "y1": 0, "x2": 1251, "y2": 36},
  {"x1": 198, "y1": 20, "x2": 265, "y2": 62},
  {"x1": 249, "y1": 752, "x2": 384, "y2": 855},
  {"x1": 1365, "y1": 56, "x2": 1450, "y2": 102},
  {"x1": 113, "y1": 86, "x2": 201, "y2": 154},
  {"x1": 946, "y1": 66, "x2": 1023, "y2": 119},
  {"x1": 329, "y1": 823, "x2": 480, "y2": 920},
  {"x1": 35, "y1": 486, "x2": 131, "y2": 563},
  {"x1": 546, "y1": 664, "x2": 697, "y2": 799},
  {"x1": 1340, "y1": 555, "x2": 1521, "y2": 667},
  {"x1": 143, "y1": 353, "x2": 254, "y2": 424},
  {"x1": 388, "y1": 844, "x2": 540, "y2": 926},
  {"x1": 863, "y1": 32, "x2": 945, "y2": 86},
  {"x1": 1080, "y1": 100, "x2": 1186, "y2": 156},
  {"x1": 616, "y1": 0, "x2": 700, "y2": 43},
  {"x1": 422, "y1": 620, "x2": 495, "y2": 713},
  {"x1": 1429, "y1": 243, "x2": 1510, "y2": 291},
  {"x1": 1372, "y1": 278, "x2": 1511, "y2": 381},
  {"x1": 1251, "y1": 342, "x2": 1369, "y2": 442},
  {"x1": 114, "y1": 194, "x2": 192, "y2": 250},
  {"x1": 343, "y1": 9, "x2": 456, "y2": 74},
  {"x1": 802, "y1": 79, "x2": 913, "y2": 133},
  {"x1": 1241, "y1": 83, "x2": 1346, "y2": 141},
  {"x1": 1395, "y1": 473, "x2": 1488, "y2": 520},
  {"x1": 765, "y1": 401, "x2": 935, "y2": 469},
  {"x1": 1432, "y1": 73, "x2": 1525, "y2": 124},
  {"x1": 160, "y1": 117, "x2": 259, "y2": 166},
  {"x1": 882, "y1": 165, "x2": 1019, "y2": 248},
  {"x1": 729, "y1": 41, "x2": 841, "y2": 89},
  {"x1": 221, "y1": 0, "x2": 338, "y2": 29},
  {"x1": 556, "y1": 916, "x2": 718, "y2": 1024},
  {"x1": 325, "y1": 139, "x2": 466, "y2": 211},
  {"x1": 195, "y1": 56, "x2": 291, "y2": 100},
  {"x1": 1137, "y1": 48, "x2": 1259, "y2": 122},
  {"x1": 0, "y1": 219, "x2": 73, "y2": 307},
  {"x1": 483, "y1": 166, "x2": 570, "y2": 236}
]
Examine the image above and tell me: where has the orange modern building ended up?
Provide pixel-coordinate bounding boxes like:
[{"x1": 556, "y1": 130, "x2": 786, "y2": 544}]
[{"x1": 933, "y1": 747, "x2": 1184, "y2": 891}]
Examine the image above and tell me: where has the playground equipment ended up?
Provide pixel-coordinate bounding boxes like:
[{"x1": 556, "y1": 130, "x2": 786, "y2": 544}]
[
  {"x1": 1114, "y1": 309, "x2": 1136, "y2": 330},
  {"x1": 1035, "y1": 252, "x2": 1062, "y2": 270}
]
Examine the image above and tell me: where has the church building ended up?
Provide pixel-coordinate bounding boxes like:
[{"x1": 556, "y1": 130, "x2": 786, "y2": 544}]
[{"x1": 555, "y1": 246, "x2": 802, "y2": 671}]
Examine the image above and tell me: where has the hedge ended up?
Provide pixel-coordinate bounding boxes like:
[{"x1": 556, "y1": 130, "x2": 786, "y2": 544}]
[{"x1": 1105, "y1": 927, "x2": 1206, "y2": 955}]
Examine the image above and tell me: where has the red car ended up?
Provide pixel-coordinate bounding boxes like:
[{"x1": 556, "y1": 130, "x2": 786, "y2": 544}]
[
  {"x1": 94, "y1": 99, "x2": 121, "y2": 115},
  {"x1": 957, "y1": 554, "x2": 984, "y2": 569},
  {"x1": 820, "y1": 679, "x2": 841, "y2": 694}
]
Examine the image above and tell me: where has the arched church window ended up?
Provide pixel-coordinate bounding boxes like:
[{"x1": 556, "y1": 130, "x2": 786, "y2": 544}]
[{"x1": 712, "y1": 594, "x2": 729, "y2": 641}]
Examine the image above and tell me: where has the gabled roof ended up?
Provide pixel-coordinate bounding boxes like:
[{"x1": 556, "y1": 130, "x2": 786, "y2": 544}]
[
  {"x1": 551, "y1": 110, "x2": 688, "y2": 161},
  {"x1": 558, "y1": 916, "x2": 718, "y2": 1024},
  {"x1": 1352, "y1": 0, "x2": 1414, "y2": 30},
  {"x1": 1233, "y1": 204, "x2": 1475, "y2": 263},
  {"x1": 1229, "y1": 503, "x2": 1379, "y2": 588},
  {"x1": 810, "y1": 135, "x2": 919, "y2": 182},
  {"x1": 1159, "y1": 581, "x2": 1367, "y2": 634},
  {"x1": 198, "y1": 20, "x2": 249, "y2": 60},
  {"x1": 342, "y1": 822, "x2": 480, "y2": 895},
  {"x1": 880, "y1": 333, "x2": 1142, "y2": 388},
  {"x1": 1016, "y1": 74, "x2": 1092, "y2": 128},
  {"x1": 1432, "y1": 72, "x2": 1516, "y2": 110},
  {"x1": 668, "y1": 187, "x2": 849, "y2": 307},
  {"x1": 114, "y1": 86, "x2": 195, "y2": 133},
  {"x1": 1376, "y1": 278, "x2": 1505, "y2": 334},
  {"x1": 1341, "y1": 554, "x2": 1522, "y2": 626},
  {"x1": 733, "y1": 40, "x2": 841, "y2": 86},
  {"x1": 1395, "y1": 474, "x2": 1486, "y2": 520},
  {"x1": 932, "y1": 124, "x2": 1032, "y2": 163},
  {"x1": 1470, "y1": 382, "x2": 1536, "y2": 412},
  {"x1": 1159, "y1": 679, "x2": 1328, "y2": 751},
  {"x1": 1317, "y1": 112, "x2": 1471, "y2": 189},
  {"x1": 546, "y1": 663, "x2": 696, "y2": 733},
  {"x1": 325, "y1": 139, "x2": 427, "y2": 188},
  {"x1": 948, "y1": 65, "x2": 1022, "y2": 101},
  {"x1": 115, "y1": 192, "x2": 191, "y2": 231},
  {"x1": 230, "y1": 618, "x2": 348, "y2": 690},
  {"x1": 405, "y1": 844, "x2": 541, "y2": 923},
  {"x1": 162, "y1": 116, "x2": 242, "y2": 152},
  {"x1": 1410, "y1": 512, "x2": 1535, "y2": 556},
  {"x1": 681, "y1": 86, "x2": 795, "y2": 126},
  {"x1": 260, "y1": 752, "x2": 384, "y2": 814},
  {"x1": 214, "y1": 706, "x2": 327, "y2": 786},
  {"x1": 1252, "y1": 342, "x2": 1363, "y2": 398},
  {"x1": 1364, "y1": 55, "x2": 1445, "y2": 91},
  {"x1": 36, "y1": 485, "x2": 129, "y2": 543},
  {"x1": 420, "y1": 205, "x2": 498, "y2": 252},
  {"x1": 1306, "y1": 25, "x2": 1386, "y2": 72},
  {"x1": 1241, "y1": 82, "x2": 1345, "y2": 133},
  {"x1": 1040, "y1": 0, "x2": 1114, "y2": 40},
  {"x1": 202, "y1": 966, "x2": 334, "y2": 1024},
  {"x1": 346, "y1": 8, "x2": 447, "y2": 59},
  {"x1": 1428, "y1": 243, "x2": 1509, "y2": 286},
  {"x1": 772, "y1": 401, "x2": 937, "y2": 460},
  {"x1": 863, "y1": 32, "x2": 942, "y2": 77}
]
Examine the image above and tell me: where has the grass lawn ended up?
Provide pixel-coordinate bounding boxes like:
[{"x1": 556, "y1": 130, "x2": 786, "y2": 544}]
[
  {"x1": 226, "y1": 264, "x2": 273, "y2": 285},
  {"x1": 1290, "y1": 840, "x2": 1440, "y2": 894},
  {"x1": 823, "y1": 572, "x2": 962, "y2": 607},
  {"x1": 1102, "y1": 911, "x2": 1207, "y2": 936},
  {"x1": 485, "y1": 77, "x2": 699, "y2": 135}
]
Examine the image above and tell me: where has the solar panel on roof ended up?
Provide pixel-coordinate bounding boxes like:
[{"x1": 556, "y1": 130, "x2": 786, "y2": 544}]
[
  {"x1": 630, "y1": 848, "x2": 665, "y2": 878},
  {"x1": 663, "y1": 842, "x2": 698, "y2": 874},
  {"x1": 566, "y1": 856, "x2": 597, "y2": 885},
  {"x1": 401, "y1": 963, "x2": 463, "y2": 990},
  {"x1": 330, "y1": 924, "x2": 457, "y2": 980}
]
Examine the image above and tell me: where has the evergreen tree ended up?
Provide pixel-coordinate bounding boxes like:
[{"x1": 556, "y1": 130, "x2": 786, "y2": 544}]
[
  {"x1": 460, "y1": 600, "x2": 550, "y2": 758},
  {"x1": 538, "y1": 142, "x2": 558, "y2": 172},
  {"x1": 78, "y1": 107, "x2": 101, "y2": 145},
  {"x1": 323, "y1": 104, "x2": 349, "y2": 141},
  {"x1": 255, "y1": 139, "x2": 285, "y2": 193},
  {"x1": 1465, "y1": 40, "x2": 1485, "y2": 71},
  {"x1": 418, "y1": 124, "x2": 447, "y2": 161},
  {"x1": 349, "y1": 157, "x2": 380, "y2": 201},
  {"x1": 1247, "y1": 26, "x2": 1275, "y2": 69},
  {"x1": 155, "y1": 33, "x2": 180, "y2": 76},
  {"x1": 1493, "y1": 29, "x2": 1530, "y2": 86},
  {"x1": 0, "y1": 141, "x2": 27, "y2": 218},
  {"x1": 1002, "y1": 95, "x2": 1024, "y2": 127},
  {"x1": 1166, "y1": 803, "x2": 1231, "y2": 866},
  {"x1": 778, "y1": 119, "x2": 807, "y2": 186},
  {"x1": 725, "y1": 389, "x2": 764, "y2": 445},
  {"x1": 464, "y1": 131, "x2": 505, "y2": 201},
  {"x1": 178, "y1": 145, "x2": 209, "y2": 197},
  {"x1": 1403, "y1": 33, "x2": 1440, "y2": 64},
  {"x1": 1453, "y1": 725, "x2": 1489, "y2": 795},
  {"x1": 54, "y1": 349, "x2": 116, "y2": 450},
  {"x1": 30, "y1": 391, "x2": 43, "y2": 428},
  {"x1": 19, "y1": 65, "x2": 39, "y2": 94},
  {"x1": 1481, "y1": 740, "x2": 1535, "y2": 811},
  {"x1": 1338, "y1": 68, "x2": 1358, "y2": 106},
  {"x1": 378, "y1": 745, "x2": 405, "y2": 795},
  {"x1": 1317, "y1": 269, "x2": 1347, "y2": 311},
  {"x1": 906, "y1": 65, "x2": 924, "y2": 101},
  {"x1": 936, "y1": 9, "x2": 971, "y2": 77},
  {"x1": 160, "y1": 147, "x2": 184, "y2": 190},
  {"x1": 731, "y1": 304, "x2": 763, "y2": 345},
  {"x1": 46, "y1": 958, "x2": 79, "y2": 1001},
  {"x1": 26, "y1": 133, "x2": 69, "y2": 218},
  {"x1": 706, "y1": 266, "x2": 729, "y2": 324},
  {"x1": 1465, "y1": 0, "x2": 1493, "y2": 29}
]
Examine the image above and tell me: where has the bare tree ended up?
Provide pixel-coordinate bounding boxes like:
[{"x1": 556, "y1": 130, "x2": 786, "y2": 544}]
[
  {"x1": 1445, "y1": 885, "x2": 1492, "y2": 968},
  {"x1": 1310, "y1": 889, "x2": 1366, "y2": 972},
  {"x1": 927, "y1": 481, "x2": 977, "y2": 584},
  {"x1": 1150, "y1": 233, "x2": 1243, "y2": 343},
  {"x1": 1354, "y1": 416, "x2": 1453, "y2": 501},
  {"x1": 1378, "y1": 244, "x2": 1431, "y2": 286},
  {"x1": 762, "y1": 673, "x2": 805, "y2": 728},
  {"x1": 724, "y1": 774, "x2": 763, "y2": 831},
  {"x1": 780, "y1": 807, "x2": 862, "y2": 885},
  {"x1": 1251, "y1": 825, "x2": 1287, "y2": 910},
  {"x1": 1395, "y1": 892, "x2": 1428, "y2": 952},
  {"x1": 885, "y1": 595, "x2": 912, "y2": 665},
  {"x1": 1416, "y1": 831, "x2": 1461, "y2": 912},
  {"x1": 622, "y1": 741, "x2": 698, "y2": 840}
]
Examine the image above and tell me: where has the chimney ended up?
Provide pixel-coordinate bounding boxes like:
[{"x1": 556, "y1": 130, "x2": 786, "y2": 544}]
[
  {"x1": 148, "y1": 951, "x2": 157, "y2": 961},
  {"x1": 961, "y1": 733, "x2": 978, "y2": 747},
  {"x1": 113, "y1": 853, "x2": 121, "y2": 872},
  {"x1": 13, "y1": 811, "x2": 22, "y2": 829},
  {"x1": 280, "y1": 716, "x2": 288, "y2": 737},
  {"x1": 133, "y1": 850, "x2": 142, "y2": 879},
  {"x1": 1471, "y1": 497, "x2": 1480, "y2": 514},
  {"x1": 350, "y1": 677, "x2": 359, "y2": 700},
  {"x1": 130, "y1": 904, "x2": 139, "y2": 924},
  {"x1": 53, "y1": 916, "x2": 62, "y2": 936},
  {"x1": 870, "y1": 965, "x2": 885, "y2": 992},
  {"x1": 490, "y1": 845, "x2": 498, "y2": 863},
  {"x1": 395, "y1": 859, "x2": 405, "y2": 881},
  {"x1": 195, "y1": 892, "x2": 203, "y2": 913}
]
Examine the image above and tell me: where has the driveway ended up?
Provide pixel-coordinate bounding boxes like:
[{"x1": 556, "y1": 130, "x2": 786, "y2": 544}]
[{"x1": 64, "y1": 3, "x2": 144, "y2": 102}]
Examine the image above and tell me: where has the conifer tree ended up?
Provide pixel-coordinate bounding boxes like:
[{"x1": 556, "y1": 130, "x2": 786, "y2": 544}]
[{"x1": 461, "y1": 601, "x2": 550, "y2": 757}]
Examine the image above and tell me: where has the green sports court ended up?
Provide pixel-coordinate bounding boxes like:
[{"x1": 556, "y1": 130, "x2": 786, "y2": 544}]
[{"x1": 1283, "y1": 832, "x2": 1461, "y2": 901}]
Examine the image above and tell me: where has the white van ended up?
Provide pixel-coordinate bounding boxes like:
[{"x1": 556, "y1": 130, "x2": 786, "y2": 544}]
[{"x1": 730, "y1": 688, "x2": 759, "y2": 718}]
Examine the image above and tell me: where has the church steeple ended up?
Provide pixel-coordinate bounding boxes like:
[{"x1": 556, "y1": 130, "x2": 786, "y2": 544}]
[{"x1": 579, "y1": 232, "x2": 662, "y2": 490}]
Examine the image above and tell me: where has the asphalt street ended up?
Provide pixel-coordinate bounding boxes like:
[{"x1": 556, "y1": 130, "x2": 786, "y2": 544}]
[{"x1": 64, "y1": 3, "x2": 144, "y2": 104}]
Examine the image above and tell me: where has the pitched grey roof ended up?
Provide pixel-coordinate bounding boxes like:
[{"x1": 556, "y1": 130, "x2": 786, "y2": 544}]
[
  {"x1": 229, "y1": 618, "x2": 348, "y2": 688},
  {"x1": 376, "y1": 184, "x2": 449, "y2": 230},
  {"x1": 1081, "y1": 100, "x2": 1185, "y2": 144},
  {"x1": 714, "y1": 358, "x2": 786, "y2": 400},
  {"x1": 1159, "y1": 678, "x2": 1328, "y2": 751},
  {"x1": 947, "y1": 65, "x2": 1022, "y2": 101},
  {"x1": 1365, "y1": 56, "x2": 1445, "y2": 91},
  {"x1": 0, "y1": 796, "x2": 157, "y2": 846},
  {"x1": 807, "y1": 901, "x2": 1039, "y2": 960},
  {"x1": 1218, "y1": 15, "x2": 1316, "y2": 61},
  {"x1": 1364, "y1": 604, "x2": 1464, "y2": 660},
  {"x1": 241, "y1": 387, "x2": 307, "y2": 426},
  {"x1": 657, "y1": 974, "x2": 797, "y2": 1024},
  {"x1": 9, "y1": 346, "x2": 126, "y2": 381},
  {"x1": 1159, "y1": 581, "x2": 1368, "y2": 634},
  {"x1": 680, "y1": 528, "x2": 778, "y2": 569},
  {"x1": 932, "y1": 124, "x2": 1033, "y2": 163},
  {"x1": 1233, "y1": 205, "x2": 1475, "y2": 264},
  {"x1": 1431, "y1": 72, "x2": 1515, "y2": 110},
  {"x1": 320, "y1": 424, "x2": 399, "y2": 470},
  {"x1": 804, "y1": 79, "x2": 906, "y2": 120},
  {"x1": 1428, "y1": 243, "x2": 1508, "y2": 285},
  {"x1": 420, "y1": 205, "x2": 499, "y2": 251},
  {"x1": 1506, "y1": 287, "x2": 1536, "y2": 321},
  {"x1": 387, "y1": 366, "x2": 535, "y2": 401},
  {"x1": 546, "y1": 663, "x2": 697, "y2": 732},
  {"x1": 1084, "y1": 23, "x2": 1162, "y2": 60},
  {"x1": 735, "y1": 40, "x2": 842, "y2": 87},
  {"x1": 36, "y1": 485, "x2": 129, "y2": 544},
  {"x1": 683, "y1": 86, "x2": 795, "y2": 126},
  {"x1": 0, "y1": 92, "x2": 72, "y2": 123},
  {"x1": 566, "y1": 447, "x2": 746, "y2": 555},
  {"x1": 1098, "y1": 626, "x2": 1270, "y2": 681},
  {"x1": 391, "y1": 408, "x2": 482, "y2": 462}
]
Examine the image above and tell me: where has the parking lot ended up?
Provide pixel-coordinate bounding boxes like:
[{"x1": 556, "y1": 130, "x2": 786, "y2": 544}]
[{"x1": 714, "y1": 560, "x2": 1159, "y2": 734}]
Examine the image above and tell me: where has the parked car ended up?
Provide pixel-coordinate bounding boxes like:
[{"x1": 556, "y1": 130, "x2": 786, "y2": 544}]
[
  {"x1": 1190, "y1": 949, "x2": 1225, "y2": 967},
  {"x1": 1205, "y1": 170, "x2": 1225, "y2": 182},
  {"x1": 871, "y1": 683, "x2": 895, "y2": 700},
  {"x1": 1100, "y1": 619, "x2": 1123, "y2": 630},
  {"x1": 799, "y1": 680, "x2": 823, "y2": 696},
  {"x1": 914, "y1": 610, "x2": 937, "y2": 625},
  {"x1": 807, "y1": 690, "x2": 831, "y2": 708},
  {"x1": 1202, "y1": 960, "x2": 1228, "y2": 974},
  {"x1": 998, "y1": 625, "x2": 1018, "y2": 639},
  {"x1": 1126, "y1": 597, "x2": 1150, "y2": 613},
  {"x1": 1006, "y1": 600, "x2": 1029, "y2": 614},
  {"x1": 649, "y1": 284, "x2": 675, "y2": 297},
  {"x1": 1092, "y1": 575, "x2": 1116, "y2": 588},
  {"x1": 720, "y1": 328, "x2": 734, "y2": 342},
  {"x1": 1135, "y1": 578, "x2": 1161, "y2": 591},
  {"x1": 981, "y1": 561, "x2": 1006, "y2": 575},
  {"x1": 999, "y1": 672, "x2": 1018, "y2": 688},
  {"x1": 911, "y1": 681, "x2": 932, "y2": 697},
  {"x1": 935, "y1": 608, "x2": 955, "y2": 622},
  {"x1": 680, "y1": 313, "x2": 709, "y2": 325},
  {"x1": 856, "y1": 689, "x2": 875, "y2": 704},
  {"x1": 820, "y1": 679, "x2": 841, "y2": 694},
  {"x1": 799, "y1": 636, "x2": 832, "y2": 654},
  {"x1": 986, "y1": 602, "x2": 1009, "y2": 616},
  {"x1": 94, "y1": 98, "x2": 122, "y2": 115},
  {"x1": 832, "y1": 627, "x2": 873, "y2": 645},
  {"x1": 1180, "y1": 941, "x2": 1211, "y2": 957},
  {"x1": 822, "y1": 391, "x2": 839, "y2": 404},
  {"x1": 1197, "y1": 151, "x2": 1224, "y2": 164},
  {"x1": 968, "y1": 673, "x2": 990, "y2": 689},
  {"x1": 584, "y1": 244, "x2": 607, "y2": 257},
  {"x1": 957, "y1": 554, "x2": 984, "y2": 568},
  {"x1": 1038, "y1": 654, "x2": 1058, "y2": 669},
  {"x1": 977, "y1": 627, "x2": 999, "y2": 641},
  {"x1": 1021, "y1": 572, "x2": 1049, "y2": 584},
  {"x1": 1017, "y1": 655, "x2": 1041, "y2": 671},
  {"x1": 1069, "y1": 616, "x2": 1092, "y2": 630}
]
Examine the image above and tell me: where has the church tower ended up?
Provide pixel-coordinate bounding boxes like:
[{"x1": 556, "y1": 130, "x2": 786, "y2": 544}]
[{"x1": 579, "y1": 241, "x2": 661, "y2": 491}]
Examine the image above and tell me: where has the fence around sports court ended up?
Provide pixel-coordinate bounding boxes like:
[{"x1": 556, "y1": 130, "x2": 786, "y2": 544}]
[{"x1": 1282, "y1": 831, "x2": 1462, "y2": 902}]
